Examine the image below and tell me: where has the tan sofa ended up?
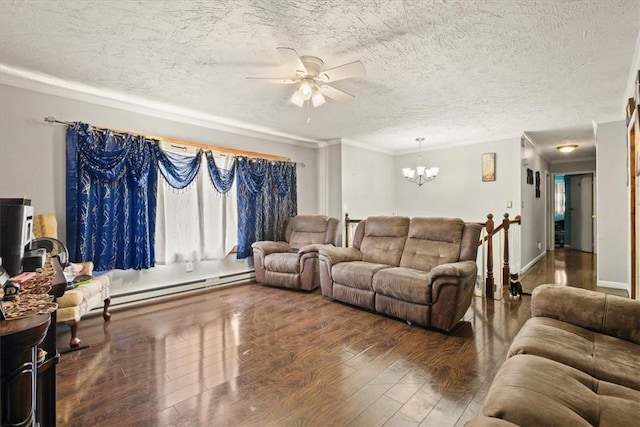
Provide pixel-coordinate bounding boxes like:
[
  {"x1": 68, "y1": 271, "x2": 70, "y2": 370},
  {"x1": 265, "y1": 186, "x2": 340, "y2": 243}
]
[
  {"x1": 467, "y1": 285, "x2": 640, "y2": 426},
  {"x1": 318, "y1": 216, "x2": 482, "y2": 332},
  {"x1": 252, "y1": 215, "x2": 339, "y2": 291}
]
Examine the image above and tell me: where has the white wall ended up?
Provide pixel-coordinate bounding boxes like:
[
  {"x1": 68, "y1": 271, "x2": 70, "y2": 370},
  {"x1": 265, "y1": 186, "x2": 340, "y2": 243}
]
[
  {"x1": 550, "y1": 159, "x2": 596, "y2": 174},
  {"x1": 394, "y1": 138, "x2": 521, "y2": 223},
  {"x1": 341, "y1": 142, "x2": 395, "y2": 219},
  {"x1": 520, "y1": 137, "x2": 550, "y2": 270},
  {"x1": 596, "y1": 120, "x2": 629, "y2": 289},
  {"x1": 0, "y1": 84, "x2": 320, "y2": 301}
]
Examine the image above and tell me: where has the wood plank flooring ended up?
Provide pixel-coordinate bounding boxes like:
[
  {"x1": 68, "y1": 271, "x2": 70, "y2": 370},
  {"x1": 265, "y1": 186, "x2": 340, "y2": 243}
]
[
  {"x1": 520, "y1": 247, "x2": 596, "y2": 294},
  {"x1": 55, "y1": 249, "x2": 595, "y2": 426}
]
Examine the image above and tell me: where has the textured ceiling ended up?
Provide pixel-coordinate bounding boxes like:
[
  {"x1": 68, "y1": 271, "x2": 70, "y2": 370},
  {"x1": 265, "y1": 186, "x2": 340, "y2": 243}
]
[{"x1": 0, "y1": 0, "x2": 638, "y2": 157}]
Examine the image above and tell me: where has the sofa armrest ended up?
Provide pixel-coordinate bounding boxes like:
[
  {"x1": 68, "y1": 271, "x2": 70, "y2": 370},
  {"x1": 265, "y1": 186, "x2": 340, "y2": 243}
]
[
  {"x1": 429, "y1": 260, "x2": 477, "y2": 300},
  {"x1": 251, "y1": 241, "x2": 291, "y2": 256},
  {"x1": 318, "y1": 247, "x2": 362, "y2": 265},
  {"x1": 430, "y1": 260, "x2": 477, "y2": 280},
  {"x1": 531, "y1": 284, "x2": 640, "y2": 345}
]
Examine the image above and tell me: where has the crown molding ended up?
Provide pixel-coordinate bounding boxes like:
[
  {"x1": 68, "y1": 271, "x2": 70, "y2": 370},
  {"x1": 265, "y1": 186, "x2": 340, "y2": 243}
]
[
  {"x1": 0, "y1": 64, "x2": 323, "y2": 149},
  {"x1": 340, "y1": 138, "x2": 395, "y2": 155}
]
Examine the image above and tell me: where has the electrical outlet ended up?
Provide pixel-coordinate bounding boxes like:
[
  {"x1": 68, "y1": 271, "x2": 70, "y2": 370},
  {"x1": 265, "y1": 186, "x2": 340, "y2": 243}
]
[
  {"x1": 186, "y1": 261, "x2": 194, "y2": 272},
  {"x1": 506, "y1": 201, "x2": 512, "y2": 208},
  {"x1": 537, "y1": 242, "x2": 542, "y2": 250}
]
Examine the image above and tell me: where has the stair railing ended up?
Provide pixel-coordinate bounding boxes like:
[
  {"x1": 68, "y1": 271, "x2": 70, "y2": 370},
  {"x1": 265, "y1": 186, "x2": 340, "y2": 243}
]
[{"x1": 477, "y1": 213, "x2": 522, "y2": 299}]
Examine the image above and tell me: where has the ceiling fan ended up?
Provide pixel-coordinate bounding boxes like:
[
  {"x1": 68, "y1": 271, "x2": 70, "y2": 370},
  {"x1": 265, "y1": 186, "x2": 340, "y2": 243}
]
[{"x1": 247, "y1": 47, "x2": 366, "y2": 108}]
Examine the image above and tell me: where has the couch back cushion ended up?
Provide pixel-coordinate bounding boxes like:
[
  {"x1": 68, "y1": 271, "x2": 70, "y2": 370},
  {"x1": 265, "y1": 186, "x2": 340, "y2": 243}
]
[
  {"x1": 287, "y1": 215, "x2": 330, "y2": 248},
  {"x1": 399, "y1": 218, "x2": 464, "y2": 272},
  {"x1": 358, "y1": 216, "x2": 410, "y2": 266}
]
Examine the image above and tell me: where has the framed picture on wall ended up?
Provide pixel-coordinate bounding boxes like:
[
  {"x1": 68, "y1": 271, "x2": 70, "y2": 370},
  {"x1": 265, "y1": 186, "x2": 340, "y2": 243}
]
[
  {"x1": 482, "y1": 152, "x2": 496, "y2": 182},
  {"x1": 526, "y1": 168, "x2": 534, "y2": 185},
  {"x1": 535, "y1": 171, "x2": 541, "y2": 198}
]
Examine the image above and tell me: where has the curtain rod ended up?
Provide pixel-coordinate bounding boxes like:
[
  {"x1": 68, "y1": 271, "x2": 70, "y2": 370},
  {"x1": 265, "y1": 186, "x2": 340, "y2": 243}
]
[{"x1": 44, "y1": 116, "x2": 305, "y2": 166}]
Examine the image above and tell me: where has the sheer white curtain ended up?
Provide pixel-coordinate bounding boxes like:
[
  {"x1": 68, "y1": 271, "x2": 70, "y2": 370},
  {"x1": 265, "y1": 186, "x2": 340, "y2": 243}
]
[
  {"x1": 155, "y1": 144, "x2": 237, "y2": 265},
  {"x1": 199, "y1": 153, "x2": 237, "y2": 260}
]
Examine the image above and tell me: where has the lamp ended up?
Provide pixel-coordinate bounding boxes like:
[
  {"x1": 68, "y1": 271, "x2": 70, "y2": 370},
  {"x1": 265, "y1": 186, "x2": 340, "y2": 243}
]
[
  {"x1": 556, "y1": 144, "x2": 578, "y2": 153},
  {"x1": 403, "y1": 138, "x2": 439, "y2": 186}
]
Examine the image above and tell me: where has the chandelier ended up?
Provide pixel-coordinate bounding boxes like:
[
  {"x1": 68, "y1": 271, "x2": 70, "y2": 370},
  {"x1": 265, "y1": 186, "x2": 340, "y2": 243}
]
[{"x1": 402, "y1": 137, "x2": 439, "y2": 186}]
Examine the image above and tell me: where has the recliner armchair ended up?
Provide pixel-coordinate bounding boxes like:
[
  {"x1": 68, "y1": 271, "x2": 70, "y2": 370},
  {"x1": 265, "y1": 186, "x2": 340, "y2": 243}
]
[{"x1": 252, "y1": 215, "x2": 339, "y2": 291}]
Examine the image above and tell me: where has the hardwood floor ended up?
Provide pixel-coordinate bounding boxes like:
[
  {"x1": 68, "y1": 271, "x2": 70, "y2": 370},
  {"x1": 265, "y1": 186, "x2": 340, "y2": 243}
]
[
  {"x1": 520, "y1": 247, "x2": 596, "y2": 294},
  {"x1": 55, "y1": 249, "x2": 595, "y2": 426}
]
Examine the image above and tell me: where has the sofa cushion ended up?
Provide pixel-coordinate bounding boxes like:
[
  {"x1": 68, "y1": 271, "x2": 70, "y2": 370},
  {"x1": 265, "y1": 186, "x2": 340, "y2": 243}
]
[
  {"x1": 508, "y1": 317, "x2": 640, "y2": 391},
  {"x1": 481, "y1": 354, "x2": 640, "y2": 426},
  {"x1": 332, "y1": 261, "x2": 390, "y2": 291},
  {"x1": 372, "y1": 267, "x2": 431, "y2": 304},
  {"x1": 264, "y1": 253, "x2": 300, "y2": 274},
  {"x1": 286, "y1": 215, "x2": 331, "y2": 249},
  {"x1": 359, "y1": 216, "x2": 410, "y2": 266},
  {"x1": 399, "y1": 218, "x2": 464, "y2": 272}
]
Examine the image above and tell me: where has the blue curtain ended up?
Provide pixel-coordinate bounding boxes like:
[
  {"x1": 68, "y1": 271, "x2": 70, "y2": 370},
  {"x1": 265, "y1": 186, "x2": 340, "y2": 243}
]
[
  {"x1": 236, "y1": 157, "x2": 297, "y2": 258},
  {"x1": 205, "y1": 151, "x2": 235, "y2": 193},
  {"x1": 67, "y1": 122, "x2": 297, "y2": 266},
  {"x1": 66, "y1": 123, "x2": 157, "y2": 271},
  {"x1": 153, "y1": 146, "x2": 202, "y2": 189}
]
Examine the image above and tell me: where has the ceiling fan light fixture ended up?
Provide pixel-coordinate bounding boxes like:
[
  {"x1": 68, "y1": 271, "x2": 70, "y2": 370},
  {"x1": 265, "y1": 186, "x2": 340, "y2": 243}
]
[
  {"x1": 289, "y1": 91, "x2": 304, "y2": 107},
  {"x1": 557, "y1": 144, "x2": 578, "y2": 153},
  {"x1": 299, "y1": 79, "x2": 313, "y2": 100},
  {"x1": 311, "y1": 91, "x2": 325, "y2": 107}
]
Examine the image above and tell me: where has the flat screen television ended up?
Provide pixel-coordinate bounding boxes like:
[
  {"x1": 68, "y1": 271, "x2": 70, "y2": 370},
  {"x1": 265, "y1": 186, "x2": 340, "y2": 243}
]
[{"x1": 0, "y1": 199, "x2": 34, "y2": 277}]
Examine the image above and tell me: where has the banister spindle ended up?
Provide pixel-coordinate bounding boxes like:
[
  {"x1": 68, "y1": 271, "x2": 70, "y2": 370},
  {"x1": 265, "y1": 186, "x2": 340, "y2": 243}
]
[
  {"x1": 503, "y1": 213, "x2": 510, "y2": 288},
  {"x1": 485, "y1": 213, "x2": 494, "y2": 299}
]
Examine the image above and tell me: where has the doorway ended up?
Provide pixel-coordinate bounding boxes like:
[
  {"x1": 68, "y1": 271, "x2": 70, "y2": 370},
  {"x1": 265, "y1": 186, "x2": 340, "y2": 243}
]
[{"x1": 553, "y1": 173, "x2": 594, "y2": 252}]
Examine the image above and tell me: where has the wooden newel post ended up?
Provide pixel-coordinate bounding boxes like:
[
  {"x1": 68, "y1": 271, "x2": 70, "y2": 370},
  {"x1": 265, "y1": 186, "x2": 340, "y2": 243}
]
[
  {"x1": 345, "y1": 213, "x2": 350, "y2": 248},
  {"x1": 502, "y1": 213, "x2": 510, "y2": 288},
  {"x1": 485, "y1": 213, "x2": 494, "y2": 298}
]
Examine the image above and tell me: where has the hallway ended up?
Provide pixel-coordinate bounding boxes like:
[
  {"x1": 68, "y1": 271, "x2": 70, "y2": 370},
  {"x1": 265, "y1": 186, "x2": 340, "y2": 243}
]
[{"x1": 520, "y1": 248, "x2": 627, "y2": 297}]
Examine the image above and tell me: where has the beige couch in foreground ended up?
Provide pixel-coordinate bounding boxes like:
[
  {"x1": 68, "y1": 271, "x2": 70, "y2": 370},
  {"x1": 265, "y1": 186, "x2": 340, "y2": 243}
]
[
  {"x1": 467, "y1": 285, "x2": 640, "y2": 426},
  {"x1": 318, "y1": 216, "x2": 482, "y2": 332}
]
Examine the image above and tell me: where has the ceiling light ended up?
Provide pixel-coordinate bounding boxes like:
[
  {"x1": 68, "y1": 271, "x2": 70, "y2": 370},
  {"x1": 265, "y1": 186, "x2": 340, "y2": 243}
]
[
  {"x1": 299, "y1": 79, "x2": 313, "y2": 100},
  {"x1": 289, "y1": 91, "x2": 304, "y2": 107},
  {"x1": 403, "y1": 138, "x2": 438, "y2": 186},
  {"x1": 556, "y1": 144, "x2": 578, "y2": 153},
  {"x1": 311, "y1": 91, "x2": 325, "y2": 107}
]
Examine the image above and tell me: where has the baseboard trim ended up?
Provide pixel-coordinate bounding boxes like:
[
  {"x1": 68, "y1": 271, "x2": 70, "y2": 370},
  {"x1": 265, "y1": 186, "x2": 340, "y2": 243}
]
[
  {"x1": 520, "y1": 251, "x2": 546, "y2": 274},
  {"x1": 596, "y1": 280, "x2": 628, "y2": 290},
  {"x1": 85, "y1": 271, "x2": 257, "y2": 315}
]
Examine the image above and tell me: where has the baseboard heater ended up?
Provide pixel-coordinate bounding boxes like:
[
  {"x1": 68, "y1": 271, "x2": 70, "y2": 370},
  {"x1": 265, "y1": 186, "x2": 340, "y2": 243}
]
[{"x1": 92, "y1": 270, "x2": 256, "y2": 312}]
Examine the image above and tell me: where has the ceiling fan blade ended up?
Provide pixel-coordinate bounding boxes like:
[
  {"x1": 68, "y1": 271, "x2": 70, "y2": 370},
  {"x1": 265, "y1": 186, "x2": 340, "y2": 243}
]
[
  {"x1": 319, "y1": 85, "x2": 355, "y2": 103},
  {"x1": 276, "y1": 47, "x2": 308, "y2": 75},
  {"x1": 246, "y1": 77, "x2": 298, "y2": 84},
  {"x1": 318, "y1": 61, "x2": 366, "y2": 82}
]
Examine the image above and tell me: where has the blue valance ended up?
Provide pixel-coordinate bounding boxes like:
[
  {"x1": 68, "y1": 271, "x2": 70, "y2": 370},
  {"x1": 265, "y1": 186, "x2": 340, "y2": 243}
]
[
  {"x1": 205, "y1": 151, "x2": 235, "y2": 194},
  {"x1": 153, "y1": 146, "x2": 202, "y2": 190}
]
